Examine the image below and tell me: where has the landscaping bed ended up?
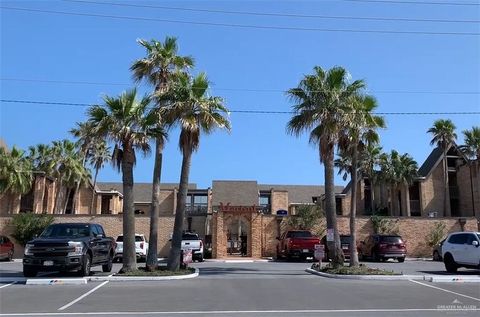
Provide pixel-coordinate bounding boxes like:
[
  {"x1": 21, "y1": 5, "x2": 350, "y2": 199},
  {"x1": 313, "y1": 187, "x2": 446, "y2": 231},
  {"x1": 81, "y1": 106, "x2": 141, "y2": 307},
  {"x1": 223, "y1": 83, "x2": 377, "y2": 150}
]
[
  {"x1": 311, "y1": 263, "x2": 399, "y2": 275},
  {"x1": 116, "y1": 266, "x2": 195, "y2": 276}
]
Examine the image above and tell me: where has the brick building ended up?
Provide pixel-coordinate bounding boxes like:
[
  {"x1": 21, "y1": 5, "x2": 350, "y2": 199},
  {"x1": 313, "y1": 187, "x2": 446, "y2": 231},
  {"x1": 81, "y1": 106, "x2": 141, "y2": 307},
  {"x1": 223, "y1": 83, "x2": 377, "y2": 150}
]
[{"x1": 1, "y1": 144, "x2": 478, "y2": 259}]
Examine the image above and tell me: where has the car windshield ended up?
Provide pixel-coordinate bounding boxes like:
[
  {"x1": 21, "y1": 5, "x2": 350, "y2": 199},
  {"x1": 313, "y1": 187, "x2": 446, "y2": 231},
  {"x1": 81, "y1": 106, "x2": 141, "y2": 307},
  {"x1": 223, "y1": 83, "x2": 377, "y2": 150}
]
[
  {"x1": 380, "y1": 236, "x2": 403, "y2": 243},
  {"x1": 116, "y1": 236, "x2": 144, "y2": 242},
  {"x1": 182, "y1": 234, "x2": 199, "y2": 240},
  {"x1": 40, "y1": 224, "x2": 90, "y2": 238},
  {"x1": 287, "y1": 231, "x2": 312, "y2": 238},
  {"x1": 340, "y1": 236, "x2": 351, "y2": 244}
]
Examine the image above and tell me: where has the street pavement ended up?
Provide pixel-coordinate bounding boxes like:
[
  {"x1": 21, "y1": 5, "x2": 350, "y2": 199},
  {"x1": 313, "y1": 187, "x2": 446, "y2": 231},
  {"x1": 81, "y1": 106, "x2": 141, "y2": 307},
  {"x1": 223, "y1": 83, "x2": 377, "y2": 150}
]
[{"x1": 0, "y1": 260, "x2": 479, "y2": 316}]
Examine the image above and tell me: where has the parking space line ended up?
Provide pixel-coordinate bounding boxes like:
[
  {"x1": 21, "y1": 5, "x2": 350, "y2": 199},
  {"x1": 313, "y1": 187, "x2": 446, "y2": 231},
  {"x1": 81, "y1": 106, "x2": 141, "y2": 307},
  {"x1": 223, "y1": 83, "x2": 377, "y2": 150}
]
[
  {"x1": 57, "y1": 281, "x2": 109, "y2": 311},
  {"x1": 0, "y1": 282, "x2": 16, "y2": 289},
  {"x1": 1, "y1": 308, "x2": 480, "y2": 316},
  {"x1": 409, "y1": 280, "x2": 480, "y2": 302}
]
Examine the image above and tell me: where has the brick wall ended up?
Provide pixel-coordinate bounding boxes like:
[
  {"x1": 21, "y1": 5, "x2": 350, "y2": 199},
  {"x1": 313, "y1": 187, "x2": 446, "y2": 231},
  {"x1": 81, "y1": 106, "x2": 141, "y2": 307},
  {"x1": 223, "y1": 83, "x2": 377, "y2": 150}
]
[
  {"x1": 0, "y1": 215, "x2": 175, "y2": 259},
  {"x1": 271, "y1": 190, "x2": 288, "y2": 214}
]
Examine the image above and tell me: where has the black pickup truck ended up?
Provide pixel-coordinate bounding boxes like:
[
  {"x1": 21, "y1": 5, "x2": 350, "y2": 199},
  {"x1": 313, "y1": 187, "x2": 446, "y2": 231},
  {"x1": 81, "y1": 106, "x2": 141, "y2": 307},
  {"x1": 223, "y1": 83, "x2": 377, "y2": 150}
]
[{"x1": 23, "y1": 223, "x2": 116, "y2": 277}]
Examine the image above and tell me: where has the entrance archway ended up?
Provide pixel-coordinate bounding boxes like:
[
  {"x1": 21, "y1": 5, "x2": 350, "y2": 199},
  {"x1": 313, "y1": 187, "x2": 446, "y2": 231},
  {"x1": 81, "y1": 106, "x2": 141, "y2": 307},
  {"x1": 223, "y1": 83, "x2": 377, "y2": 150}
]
[{"x1": 225, "y1": 216, "x2": 250, "y2": 256}]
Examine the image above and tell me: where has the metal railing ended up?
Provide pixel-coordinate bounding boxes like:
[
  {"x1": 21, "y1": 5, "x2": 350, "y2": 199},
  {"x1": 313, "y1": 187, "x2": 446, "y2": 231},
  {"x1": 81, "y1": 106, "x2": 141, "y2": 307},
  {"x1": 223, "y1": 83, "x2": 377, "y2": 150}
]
[{"x1": 186, "y1": 205, "x2": 208, "y2": 215}]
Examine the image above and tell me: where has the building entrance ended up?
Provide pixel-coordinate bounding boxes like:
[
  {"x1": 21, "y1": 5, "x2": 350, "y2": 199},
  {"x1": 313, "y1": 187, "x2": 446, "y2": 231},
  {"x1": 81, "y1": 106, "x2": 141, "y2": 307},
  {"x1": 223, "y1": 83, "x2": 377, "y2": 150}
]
[{"x1": 226, "y1": 216, "x2": 250, "y2": 256}]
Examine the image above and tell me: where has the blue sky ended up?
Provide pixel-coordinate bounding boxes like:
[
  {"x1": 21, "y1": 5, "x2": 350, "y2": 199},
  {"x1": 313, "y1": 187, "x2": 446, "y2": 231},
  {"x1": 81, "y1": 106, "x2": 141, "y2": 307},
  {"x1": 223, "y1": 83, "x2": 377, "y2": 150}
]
[{"x1": 1, "y1": 0, "x2": 479, "y2": 189}]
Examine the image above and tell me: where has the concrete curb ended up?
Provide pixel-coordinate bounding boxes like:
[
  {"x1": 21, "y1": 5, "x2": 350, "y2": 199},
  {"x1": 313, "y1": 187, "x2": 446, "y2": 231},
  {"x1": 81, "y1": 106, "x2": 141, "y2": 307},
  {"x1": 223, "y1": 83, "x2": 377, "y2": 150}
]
[
  {"x1": 305, "y1": 268, "x2": 425, "y2": 281},
  {"x1": 205, "y1": 258, "x2": 272, "y2": 263},
  {"x1": 26, "y1": 278, "x2": 87, "y2": 285},
  {"x1": 306, "y1": 269, "x2": 480, "y2": 283},
  {"x1": 88, "y1": 268, "x2": 199, "y2": 281}
]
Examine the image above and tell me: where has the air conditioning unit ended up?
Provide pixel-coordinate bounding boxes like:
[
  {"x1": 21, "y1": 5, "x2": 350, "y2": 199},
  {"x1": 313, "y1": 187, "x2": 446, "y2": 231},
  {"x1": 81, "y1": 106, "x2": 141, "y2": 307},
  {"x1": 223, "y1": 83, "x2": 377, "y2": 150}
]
[{"x1": 428, "y1": 212, "x2": 438, "y2": 218}]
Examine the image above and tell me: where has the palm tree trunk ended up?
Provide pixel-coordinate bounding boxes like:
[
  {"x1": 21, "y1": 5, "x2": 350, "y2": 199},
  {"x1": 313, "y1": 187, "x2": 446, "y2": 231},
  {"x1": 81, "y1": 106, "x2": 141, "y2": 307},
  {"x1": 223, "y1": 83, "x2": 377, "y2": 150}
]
[
  {"x1": 389, "y1": 185, "x2": 395, "y2": 216},
  {"x1": 72, "y1": 182, "x2": 80, "y2": 214},
  {"x1": 90, "y1": 168, "x2": 99, "y2": 214},
  {"x1": 120, "y1": 145, "x2": 137, "y2": 273},
  {"x1": 443, "y1": 150, "x2": 451, "y2": 217},
  {"x1": 349, "y1": 143, "x2": 359, "y2": 267},
  {"x1": 53, "y1": 177, "x2": 63, "y2": 214},
  {"x1": 324, "y1": 145, "x2": 344, "y2": 268},
  {"x1": 146, "y1": 138, "x2": 163, "y2": 272},
  {"x1": 370, "y1": 178, "x2": 375, "y2": 215},
  {"x1": 395, "y1": 185, "x2": 401, "y2": 217},
  {"x1": 168, "y1": 147, "x2": 192, "y2": 271},
  {"x1": 404, "y1": 183, "x2": 411, "y2": 217},
  {"x1": 63, "y1": 188, "x2": 72, "y2": 214}
]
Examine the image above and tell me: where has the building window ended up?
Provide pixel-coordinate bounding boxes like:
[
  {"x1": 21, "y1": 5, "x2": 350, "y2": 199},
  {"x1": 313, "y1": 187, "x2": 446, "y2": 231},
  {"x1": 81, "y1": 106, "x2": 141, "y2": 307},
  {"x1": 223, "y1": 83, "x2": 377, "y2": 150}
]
[
  {"x1": 186, "y1": 194, "x2": 208, "y2": 215},
  {"x1": 259, "y1": 192, "x2": 271, "y2": 214}
]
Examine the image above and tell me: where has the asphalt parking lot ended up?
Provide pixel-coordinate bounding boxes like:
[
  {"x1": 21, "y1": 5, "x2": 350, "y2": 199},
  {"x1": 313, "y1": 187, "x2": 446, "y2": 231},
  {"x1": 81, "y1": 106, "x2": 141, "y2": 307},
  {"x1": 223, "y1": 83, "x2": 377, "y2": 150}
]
[{"x1": 0, "y1": 259, "x2": 479, "y2": 316}]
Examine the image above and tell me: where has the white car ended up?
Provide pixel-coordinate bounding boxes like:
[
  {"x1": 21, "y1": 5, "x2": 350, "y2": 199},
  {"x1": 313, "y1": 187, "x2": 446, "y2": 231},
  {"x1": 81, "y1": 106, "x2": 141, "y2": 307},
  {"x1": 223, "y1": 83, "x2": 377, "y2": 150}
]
[
  {"x1": 442, "y1": 232, "x2": 480, "y2": 273},
  {"x1": 114, "y1": 234, "x2": 148, "y2": 262}
]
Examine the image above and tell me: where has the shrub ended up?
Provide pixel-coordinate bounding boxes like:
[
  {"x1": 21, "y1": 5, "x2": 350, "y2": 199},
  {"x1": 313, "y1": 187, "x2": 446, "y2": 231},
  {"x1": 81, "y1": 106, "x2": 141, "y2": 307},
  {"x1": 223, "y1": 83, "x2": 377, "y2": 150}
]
[
  {"x1": 288, "y1": 204, "x2": 326, "y2": 237},
  {"x1": 370, "y1": 215, "x2": 399, "y2": 235},
  {"x1": 11, "y1": 213, "x2": 54, "y2": 246},
  {"x1": 426, "y1": 221, "x2": 446, "y2": 248}
]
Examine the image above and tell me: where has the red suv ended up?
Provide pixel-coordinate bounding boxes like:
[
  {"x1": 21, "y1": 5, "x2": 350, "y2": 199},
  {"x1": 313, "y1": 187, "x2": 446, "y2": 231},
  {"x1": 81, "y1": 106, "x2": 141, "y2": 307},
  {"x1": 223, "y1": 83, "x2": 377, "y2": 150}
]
[
  {"x1": 0, "y1": 235, "x2": 14, "y2": 261},
  {"x1": 358, "y1": 234, "x2": 406, "y2": 262}
]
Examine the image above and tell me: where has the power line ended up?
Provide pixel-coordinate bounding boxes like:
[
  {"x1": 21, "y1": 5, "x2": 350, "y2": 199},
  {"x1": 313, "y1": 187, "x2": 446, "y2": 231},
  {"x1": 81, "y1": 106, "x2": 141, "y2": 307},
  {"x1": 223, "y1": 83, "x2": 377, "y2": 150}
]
[
  {"x1": 63, "y1": 0, "x2": 480, "y2": 24},
  {"x1": 1, "y1": 6, "x2": 479, "y2": 36},
  {"x1": 342, "y1": 0, "x2": 480, "y2": 6},
  {"x1": 2, "y1": 99, "x2": 479, "y2": 116},
  {"x1": 2, "y1": 78, "x2": 479, "y2": 95}
]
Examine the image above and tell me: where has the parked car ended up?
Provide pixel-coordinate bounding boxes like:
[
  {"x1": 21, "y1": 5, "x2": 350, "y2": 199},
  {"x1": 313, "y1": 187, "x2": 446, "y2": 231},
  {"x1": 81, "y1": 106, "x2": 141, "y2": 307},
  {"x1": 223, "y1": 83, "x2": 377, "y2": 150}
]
[
  {"x1": 114, "y1": 234, "x2": 148, "y2": 262},
  {"x1": 181, "y1": 232, "x2": 204, "y2": 262},
  {"x1": 358, "y1": 234, "x2": 406, "y2": 262},
  {"x1": 432, "y1": 238, "x2": 446, "y2": 261},
  {"x1": 23, "y1": 223, "x2": 116, "y2": 277},
  {"x1": 320, "y1": 234, "x2": 351, "y2": 260},
  {"x1": 0, "y1": 235, "x2": 14, "y2": 261},
  {"x1": 276, "y1": 230, "x2": 320, "y2": 261},
  {"x1": 442, "y1": 231, "x2": 480, "y2": 273}
]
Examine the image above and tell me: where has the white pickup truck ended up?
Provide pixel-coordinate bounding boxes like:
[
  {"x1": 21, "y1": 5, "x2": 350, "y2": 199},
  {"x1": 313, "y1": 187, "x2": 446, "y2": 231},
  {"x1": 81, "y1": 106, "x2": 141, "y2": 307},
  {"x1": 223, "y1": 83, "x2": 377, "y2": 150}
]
[
  {"x1": 181, "y1": 232, "x2": 204, "y2": 262},
  {"x1": 114, "y1": 234, "x2": 148, "y2": 262}
]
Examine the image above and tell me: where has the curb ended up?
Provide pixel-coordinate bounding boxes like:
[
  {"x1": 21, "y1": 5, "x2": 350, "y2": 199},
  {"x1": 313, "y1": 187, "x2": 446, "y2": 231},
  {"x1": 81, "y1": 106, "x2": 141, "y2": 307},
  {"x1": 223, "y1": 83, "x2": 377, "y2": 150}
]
[
  {"x1": 26, "y1": 278, "x2": 87, "y2": 285},
  {"x1": 305, "y1": 268, "x2": 425, "y2": 281},
  {"x1": 88, "y1": 268, "x2": 199, "y2": 281},
  {"x1": 205, "y1": 258, "x2": 272, "y2": 263},
  {"x1": 426, "y1": 276, "x2": 480, "y2": 283}
]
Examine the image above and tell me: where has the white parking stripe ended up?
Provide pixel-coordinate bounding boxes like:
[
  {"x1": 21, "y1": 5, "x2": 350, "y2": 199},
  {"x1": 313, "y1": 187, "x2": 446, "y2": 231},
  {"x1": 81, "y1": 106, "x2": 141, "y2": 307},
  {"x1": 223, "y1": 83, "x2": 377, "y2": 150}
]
[
  {"x1": 58, "y1": 281, "x2": 109, "y2": 311},
  {"x1": 409, "y1": 280, "x2": 480, "y2": 302},
  {"x1": 0, "y1": 308, "x2": 479, "y2": 316},
  {"x1": 0, "y1": 282, "x2": 15, "y2": 289}
]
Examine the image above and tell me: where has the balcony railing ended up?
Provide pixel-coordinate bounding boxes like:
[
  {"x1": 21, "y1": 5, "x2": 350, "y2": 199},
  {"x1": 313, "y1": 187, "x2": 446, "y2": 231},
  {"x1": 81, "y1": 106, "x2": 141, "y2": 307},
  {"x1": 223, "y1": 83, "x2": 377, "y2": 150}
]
[{"x1": 186, "y1": 205, "x2": 208, "y2": 215}]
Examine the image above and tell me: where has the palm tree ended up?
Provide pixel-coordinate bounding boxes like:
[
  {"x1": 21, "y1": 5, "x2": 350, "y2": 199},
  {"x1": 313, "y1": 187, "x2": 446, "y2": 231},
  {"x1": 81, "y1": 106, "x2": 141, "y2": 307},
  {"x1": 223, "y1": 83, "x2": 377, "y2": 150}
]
[
  {"x1": 396, "y1": 153, "x2": 418, "y2": 216},
  {"x1": 380, "y1": 151, "x2": 399, "y2": 216},
  {"x1": 87, "y1": 89, "x2": 157, "y2": 273},
  {"x1": 427, "y1": 119, "x2": 457, "y2": 217},
  {"x1": 460, "y1": 126, "x2": 480, "y2": 219},
  {"x1": 360, "y1": 144, "x2": 383, "y2": 214},
  {"x1": 0, "y1": 146, "x2": 33, "y2": 213},
  {"x1": 165, "y1": 73, "x2": 230, "y2": 271},
  {"x1": 286, "y1": 66, "x2": 365, "y2": 268},
  {"x1": 88, "y1": 140, "x2": 111, "y2": 214},
  {"x1": 338, "y1": 95, "x2": 385, "y2": 267},
  {"x1": 131, "y1": 37, "x2": 194, "y2": 271}
]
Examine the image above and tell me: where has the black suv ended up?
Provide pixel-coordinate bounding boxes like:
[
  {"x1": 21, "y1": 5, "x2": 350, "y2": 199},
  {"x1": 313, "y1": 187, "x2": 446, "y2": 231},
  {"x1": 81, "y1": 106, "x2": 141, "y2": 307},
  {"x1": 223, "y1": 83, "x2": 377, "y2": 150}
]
[{"x1": 23, "y1": 223, "x2": 116, "y2": 277}]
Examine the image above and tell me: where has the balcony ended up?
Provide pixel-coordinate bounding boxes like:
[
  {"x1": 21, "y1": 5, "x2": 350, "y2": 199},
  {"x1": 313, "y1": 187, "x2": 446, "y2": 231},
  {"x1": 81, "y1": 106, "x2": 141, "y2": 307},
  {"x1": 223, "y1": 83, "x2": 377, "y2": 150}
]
[{"x1": 186, "y1": 205, "x2": 208, "y2": 215}]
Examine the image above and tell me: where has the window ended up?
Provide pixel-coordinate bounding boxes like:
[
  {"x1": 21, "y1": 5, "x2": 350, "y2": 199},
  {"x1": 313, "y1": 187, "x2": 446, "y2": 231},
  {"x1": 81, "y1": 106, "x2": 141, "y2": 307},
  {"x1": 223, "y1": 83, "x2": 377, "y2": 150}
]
[
  {"x1": 448, "y1": 233, "x2": 469, "y2": 245},
  {"x1": 92, "y1": 225, "x2": 100, "y2": 236},
  {"x1": 379, "y1": 236, "x2": 403, "y2": 244},
  {"x1": 259, "y1": 191, "x2": 271, "y2": 214},
  {"x1": 286, "y1": 231, "x2": 312, "y2": 238},
  {"x1": 186, "y1": 194, "x2": 208, "y2": 214}
]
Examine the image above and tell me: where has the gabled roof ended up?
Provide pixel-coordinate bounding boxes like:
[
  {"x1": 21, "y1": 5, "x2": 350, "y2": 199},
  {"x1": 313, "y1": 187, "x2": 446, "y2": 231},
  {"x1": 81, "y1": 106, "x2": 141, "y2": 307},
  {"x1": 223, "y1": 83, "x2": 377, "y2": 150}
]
[
  {"x1": 259, "y1": 184, "x2": 343, "y2": 204},
  {"x1": 212, "y1": 180, "x2": 259, "y2": 206},
  {"x1": 417, "y1": 146, "x2": 443, "y2": 178}
]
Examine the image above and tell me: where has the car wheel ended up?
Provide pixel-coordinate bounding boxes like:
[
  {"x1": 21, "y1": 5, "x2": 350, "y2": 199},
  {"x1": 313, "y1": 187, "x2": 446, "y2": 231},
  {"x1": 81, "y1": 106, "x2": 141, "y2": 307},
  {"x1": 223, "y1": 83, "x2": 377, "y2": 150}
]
[
  {"x1": 102, "y1": 254, "x2": 113, "y2": 273},
  {"x1": 398, "y1": 257, "x2": 405, "y2": 263},
  {"x1": 373, "y1": 251, "x2": 380, "y2": 262},
  {"x1": 432, "y1": 251, "x2": 441, "y2": 261},
  {"x1": 198, "y1": 255, "x2": 204, "y2": 262},
  {"x1": 23, "y1": 266, "x2": 37, "y2": 277},
  {"x1": 358, "y1": 251, "x2": 364, "y2": 261},
  {"x1": 444, "y1": 254, "x2": 458, "y2": 273},
  {"x1": 7, "y1": 250, "x2": 13, "y2": 261},
  {"x1": 79, "y1": 254, "x2": 92, "y2": 276}
]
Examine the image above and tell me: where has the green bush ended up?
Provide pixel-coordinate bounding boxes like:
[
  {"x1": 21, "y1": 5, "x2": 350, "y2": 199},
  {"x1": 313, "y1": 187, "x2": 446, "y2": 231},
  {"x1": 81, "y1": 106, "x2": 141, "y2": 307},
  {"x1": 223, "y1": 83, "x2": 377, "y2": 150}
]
[
  {"x1": 11, "y1": 213, "x2": 54, "y2": 246},
  {"x1": 288, "y1": 204, "x2": 326, "y2": 237},
  {"x1": 426, "y1": 222, "x2": 446, "y2": 248},
  {"x1": 370, "y1": 215, "x2": 399, "y2": 235}
]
